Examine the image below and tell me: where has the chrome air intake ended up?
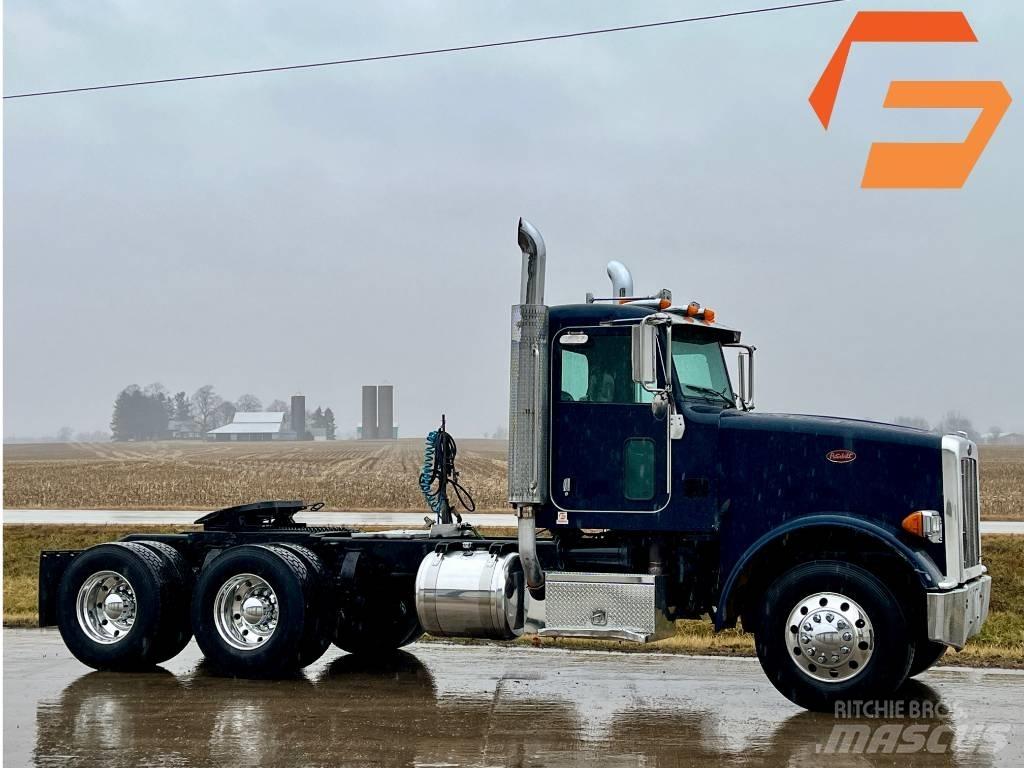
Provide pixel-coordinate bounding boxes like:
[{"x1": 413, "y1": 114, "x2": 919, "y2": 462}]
[{"x1": 606, "y1": 260, "x2": 634, "y2": 299}]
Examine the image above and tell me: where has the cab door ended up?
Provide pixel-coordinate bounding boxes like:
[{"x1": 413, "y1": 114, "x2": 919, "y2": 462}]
[{"x1": 550, "y1": 325, "x2": 670, "y2": 512}]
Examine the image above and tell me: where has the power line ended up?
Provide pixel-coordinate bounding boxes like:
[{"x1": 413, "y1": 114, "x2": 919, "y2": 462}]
[{"x1": 4, "y1": 0, "x2": 846, "y2": 100}]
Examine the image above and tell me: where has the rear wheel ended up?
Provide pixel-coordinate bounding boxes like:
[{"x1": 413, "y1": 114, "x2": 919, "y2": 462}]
[
  {"x1": 191, "y1": 544, "x2": 318, "y2": 677},
  {"x1": 57, "y1": 542, "x2": 177, "y2": 670},
  {"x1": 272, "y1": 543, "x2": 332, "y2": 666},
  {"x1": 333, "y1": 591, "x2": 422, "y2": 655},
  {"x1": 753, "y1": 560, "x2": 914, "y2": 711},
  {"x1": 133, "y1": 540, "x2": 193, "y2": 662}
]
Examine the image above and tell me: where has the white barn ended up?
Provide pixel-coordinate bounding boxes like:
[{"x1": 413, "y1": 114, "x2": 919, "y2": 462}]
[{"x1": 206, "y1": 412, "x2": 287, "y2": 441}]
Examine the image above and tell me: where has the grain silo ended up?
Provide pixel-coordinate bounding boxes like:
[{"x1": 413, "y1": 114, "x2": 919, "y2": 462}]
[
  {"x1": 361, "y1": 386, "x2": 378, "y2": 439},
  {"x1": 291, "y1": 395, "x2": 306, "y2": 440},
  {"x1": 378, "y1": 385, "x2": 395, "y2": 439}
]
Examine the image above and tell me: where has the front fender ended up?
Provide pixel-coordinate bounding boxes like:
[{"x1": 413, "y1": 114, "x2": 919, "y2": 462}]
[{"x1": 715, "y1": 513, "x2": 943, "y2": 630}]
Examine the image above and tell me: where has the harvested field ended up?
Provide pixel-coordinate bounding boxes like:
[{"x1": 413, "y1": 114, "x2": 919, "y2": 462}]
[
  {"x1": 980, "y1": 445, "x2": 1024, "y2": 520},
  {"x1": 2, "y1": 439, "x2": 508, "y2": 512},
  {"x1": 3, "y1": 441, "x2": 1022, "y2": 519}
]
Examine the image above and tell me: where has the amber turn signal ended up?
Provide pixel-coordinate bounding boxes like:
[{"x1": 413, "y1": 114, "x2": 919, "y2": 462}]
[{"x1": 902, "y1": 510, "x2": 943, "y2": 543}]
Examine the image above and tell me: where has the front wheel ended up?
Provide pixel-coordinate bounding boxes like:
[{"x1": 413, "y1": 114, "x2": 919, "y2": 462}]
[{"x1": 753, "y1": 561, "x2": 914, "y2": 711}]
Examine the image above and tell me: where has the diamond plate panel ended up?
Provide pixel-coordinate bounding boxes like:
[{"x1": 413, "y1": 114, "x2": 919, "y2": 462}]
[{"x1": 545, "y1": 573, "x2": 657, "y2": 635}]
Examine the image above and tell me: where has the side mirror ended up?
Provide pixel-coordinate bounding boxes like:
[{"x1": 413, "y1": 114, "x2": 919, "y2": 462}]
[
  {"x1": 737, "y1": 348, "x2": 755, "y2": 410},
  {"x1": 631, "y1": 324, "x2": 658, "y2": 387}
]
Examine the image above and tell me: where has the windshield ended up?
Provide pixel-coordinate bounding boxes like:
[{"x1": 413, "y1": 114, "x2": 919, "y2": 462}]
[{"x1": 671, "y1": 332, "x2": 735, "y2": 407}]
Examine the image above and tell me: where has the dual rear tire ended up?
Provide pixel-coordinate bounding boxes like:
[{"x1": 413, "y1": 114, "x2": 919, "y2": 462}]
[
  {"x1": 191, "y1": 544, "x2": 330, "y2": 676},
  {"x1": 57, "y1": 541, "x2": 192, "y2": 670}
]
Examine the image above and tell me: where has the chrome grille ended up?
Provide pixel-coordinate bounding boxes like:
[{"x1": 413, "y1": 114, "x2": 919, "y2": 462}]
[{"x1": 960, "y1": 457, "x2": 980, "y2": 567}]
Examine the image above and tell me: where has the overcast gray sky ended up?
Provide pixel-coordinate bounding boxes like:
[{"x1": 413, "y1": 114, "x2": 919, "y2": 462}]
[{"x1": 4, "y1": 0, "x2": 1021, "y2": 440}]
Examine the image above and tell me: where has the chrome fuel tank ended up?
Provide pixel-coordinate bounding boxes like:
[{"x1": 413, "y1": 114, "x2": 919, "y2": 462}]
[{"x1": 415, "y1": 549, "x2": 526, "y2": 639}]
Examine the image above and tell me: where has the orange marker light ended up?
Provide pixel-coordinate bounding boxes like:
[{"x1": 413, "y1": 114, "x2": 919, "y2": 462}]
[
  {"x1": 686, "y1": 302, "x2": 700, "y2": 317},
  {"x1": 703, "y1": 308, "x2": 716, "y2": 323},
  {"x1": 658, "y1": 298, "x2": 671, "y2": 310},
  {"x1": 902, "y1": 510, "x2": 943, "y2": 542},
  {"x1": 902, "y1": 511, "x2": 925, "y2": 537}
]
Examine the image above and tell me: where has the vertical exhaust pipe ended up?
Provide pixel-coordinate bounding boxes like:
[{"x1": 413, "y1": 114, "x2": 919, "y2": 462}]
[
  {"x1": 517, "y1": 218, "x2": 546, "y2": 304},
  {"x1": 510, "y1": 218, "x2": 548, "y2": 600},
  {"x1": 606, "y1": 260, "x2": 633, "y2": 299}
]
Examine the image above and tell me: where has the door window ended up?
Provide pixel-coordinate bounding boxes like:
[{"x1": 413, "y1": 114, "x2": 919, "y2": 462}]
[{"x1": 559, "y1": 334, "x2": 652, "y2": 404}]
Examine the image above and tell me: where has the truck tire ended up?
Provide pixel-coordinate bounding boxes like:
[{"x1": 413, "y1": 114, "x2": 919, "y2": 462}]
[
  {"x1": 56, "y1": 542, "x2": 177, "y2": 670},
  {"x1": 191, "y1": 544, "x2": 317, "y2": 677},
  {"x1": 909, "y1": 639, "x2": 947, "y2": 677},
  {"x1": 753, "y1": 560, "x2": 914, "y2": 711},
  {"x1": 134, "y1": 540, "x2": 194, "y2": 663},
  {"x1": 271, "y1": 543, "x2": 332, "y2": 666},
  {"x1": 333, "y1": 592, "x2": 423, "y2": 655}
]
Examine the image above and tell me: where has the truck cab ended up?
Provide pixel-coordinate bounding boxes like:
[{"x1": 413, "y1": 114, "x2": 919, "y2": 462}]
[{"x1": 509, "y1": 218, "x2": 991, "y2": 707}]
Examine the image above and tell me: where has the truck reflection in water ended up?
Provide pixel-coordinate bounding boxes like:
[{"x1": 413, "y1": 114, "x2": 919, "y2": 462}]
[{"x1": 34, "y1": 650, "x2": 1000, "y2": 768}]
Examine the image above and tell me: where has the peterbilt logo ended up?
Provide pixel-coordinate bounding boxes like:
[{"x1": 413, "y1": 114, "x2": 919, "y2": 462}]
[{"x1": 826, "y1": 449, "x2": 857, "y2": 464}]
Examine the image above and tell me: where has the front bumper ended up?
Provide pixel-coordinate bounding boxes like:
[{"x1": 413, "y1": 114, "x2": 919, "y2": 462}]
[{"x1": 926, "y1": 574, "x2": 991, "y2": 649}]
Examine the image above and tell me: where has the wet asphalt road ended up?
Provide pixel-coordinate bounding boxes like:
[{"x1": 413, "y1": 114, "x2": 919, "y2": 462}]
[
  {"x1": 4, "y1": 629, "x2": 1023, "y2": 767},
  {"x1": 4, "y1": 509, "x2": 1023, "y2": 534}
]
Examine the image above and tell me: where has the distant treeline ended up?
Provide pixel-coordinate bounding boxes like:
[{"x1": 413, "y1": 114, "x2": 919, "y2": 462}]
[
  {"x1": 894, "y1": 411, "x2": 1006, "y2": 443},
  {"x1": 110, "y1": 383, "x2": 336, "y2": 441}
]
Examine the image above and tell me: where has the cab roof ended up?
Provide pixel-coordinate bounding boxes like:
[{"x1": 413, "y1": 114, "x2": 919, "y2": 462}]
[{"x1": 549, "y1": 303, "x2": 741, "y2": 343}]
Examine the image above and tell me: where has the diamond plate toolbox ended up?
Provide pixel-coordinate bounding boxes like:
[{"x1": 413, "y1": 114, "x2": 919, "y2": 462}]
[{"x1": 540, "y1": 572, "x2": 670, "y2": 641}]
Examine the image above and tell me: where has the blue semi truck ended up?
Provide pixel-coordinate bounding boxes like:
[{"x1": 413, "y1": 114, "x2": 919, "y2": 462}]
[{"x1": 38, "y1": 219, "x2": 990, "y2": 710}]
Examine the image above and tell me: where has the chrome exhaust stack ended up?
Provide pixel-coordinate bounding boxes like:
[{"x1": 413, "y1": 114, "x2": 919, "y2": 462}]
[{"x1": 509, "y1": 218, "x2": 548, "y2": 600}]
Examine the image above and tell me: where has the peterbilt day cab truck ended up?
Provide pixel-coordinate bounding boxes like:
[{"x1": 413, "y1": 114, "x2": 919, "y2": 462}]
[{"x1": 38, "y1": 219, "x2": 990, "y2": 710}]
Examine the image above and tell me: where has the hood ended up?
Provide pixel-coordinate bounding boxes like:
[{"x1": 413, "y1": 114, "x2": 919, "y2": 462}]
[
  {"x1": 715, "y1": 410, "x2": 946, "y2": 563},
  {"x1": 719, "y1": 411, "x2": 942, "y2": 451}
]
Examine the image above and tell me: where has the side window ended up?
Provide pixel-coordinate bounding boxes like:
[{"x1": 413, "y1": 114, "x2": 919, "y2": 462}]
[
  {"x1": 560, "y1": 350, "x2": 589, "y2": 401},
  {"x1": 559, "y1": 331, "x2": 648, "y2": 404}
]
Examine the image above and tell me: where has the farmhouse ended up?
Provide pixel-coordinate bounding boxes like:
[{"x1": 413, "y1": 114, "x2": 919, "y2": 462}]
[{"x1": 206, "y1": 411, "x2": 287, "y2": 441}]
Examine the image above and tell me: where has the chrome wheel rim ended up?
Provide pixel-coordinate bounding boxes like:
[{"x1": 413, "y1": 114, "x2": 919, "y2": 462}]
[
  {"x1": 76, "y1": 570, "x2": 137, "y2": 644},
  {"x1": 213, "y1": 573, "x2": 278, "y2": 651},
  {"x1": 785, "y1": 591, "x2": 874, "y2": 683}
]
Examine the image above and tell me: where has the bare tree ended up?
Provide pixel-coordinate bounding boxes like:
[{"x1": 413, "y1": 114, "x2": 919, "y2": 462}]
[
  {"x1": 56, "y1": 426, "x2": 74, "y2": 442},
  {"x1": 935, "y1": 411, "x2": 979, "y2": 441},
  {"x1": 267, "y1": 399, "x2": 288, "y2": 413},
  {"x1": 987, "y1": 426, "x2": 1003, "y2": 444},
  {"x1": 191, "y1": 385, "x2": 222, "y2": 432},
  {"x1": 895, "y1": 416, "x2": 931, "y2": 431},
  {"x1": 234, "y1": 394, "x2": 263, "y2": 412},
  {"x1": 213, "y1": 401, "x2": 237, "y2": 428}
]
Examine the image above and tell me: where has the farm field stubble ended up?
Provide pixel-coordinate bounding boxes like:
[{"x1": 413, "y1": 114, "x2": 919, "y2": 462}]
[
  {"x1": 2, "y1": 439, "x2": 509, "y2": 512},
  {"x1": 2, "y1": 441, "x2": 1023, "y2": 519}
]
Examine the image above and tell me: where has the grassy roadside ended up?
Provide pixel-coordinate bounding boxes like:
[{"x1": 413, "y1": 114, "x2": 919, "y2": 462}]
[{"x1": 4, "y1": 526, "x2": 1022, "y2": 668}]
